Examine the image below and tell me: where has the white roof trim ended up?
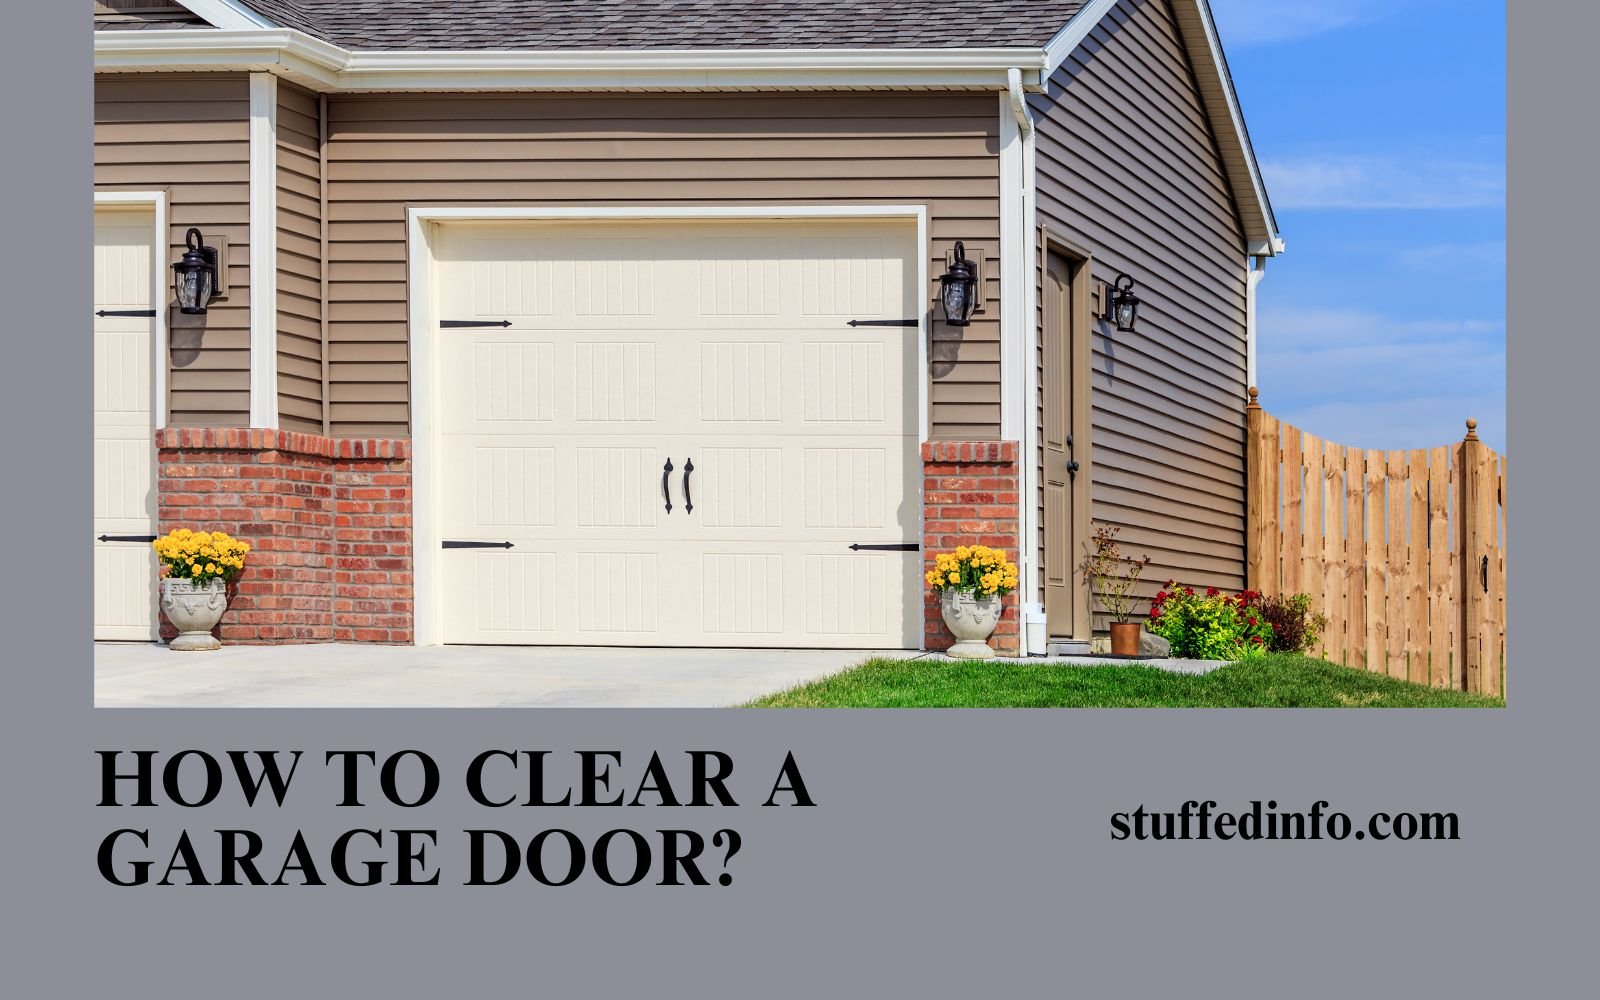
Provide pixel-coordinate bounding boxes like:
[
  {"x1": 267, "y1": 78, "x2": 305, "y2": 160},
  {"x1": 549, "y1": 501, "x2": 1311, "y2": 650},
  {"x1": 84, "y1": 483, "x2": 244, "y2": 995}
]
[
  {"x1": 177, "y1": 0, "x2": 275, "y2": 30},
  {"x1": 1042, "y1": 0, "x2": 1123, "y2": 72},
  {"x1": 95, "y1": 28, "x2": 1049, "y2": 92},
  {"x1": 1045, "y1": 0, "x2": 1281, "y2": 253}
]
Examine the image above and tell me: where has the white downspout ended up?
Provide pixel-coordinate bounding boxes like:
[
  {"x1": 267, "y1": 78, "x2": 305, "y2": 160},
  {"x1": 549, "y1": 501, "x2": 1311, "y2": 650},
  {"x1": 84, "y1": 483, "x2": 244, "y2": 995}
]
[
  {"x1": 1008, "y1": 67, "x2": 1047, "y2": 655},
  {"x1": 1246, "y1": 254, "x2": 1266, "y2": 388}
]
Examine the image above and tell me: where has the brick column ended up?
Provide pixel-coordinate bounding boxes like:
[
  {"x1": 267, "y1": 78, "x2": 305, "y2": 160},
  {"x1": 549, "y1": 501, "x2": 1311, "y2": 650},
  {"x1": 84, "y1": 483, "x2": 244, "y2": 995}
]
[
  {"x1": 921, "y1": 441, "x2": 1022, "y2": 655},
  {"x1": 155, "y1": 429, "x2": 412, "y2": 645}
]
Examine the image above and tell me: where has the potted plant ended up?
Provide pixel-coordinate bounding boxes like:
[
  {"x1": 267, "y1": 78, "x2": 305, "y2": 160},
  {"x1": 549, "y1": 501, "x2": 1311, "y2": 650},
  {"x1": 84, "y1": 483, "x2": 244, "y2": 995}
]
[
  {"x1": 1077, "y1": 525, "x2": 1151, "y2": 656},
  {"x1": 925, "y1": 545, "x2": 1020, "y2": 659},
  {"x1": 152, "y1": 528, "x2": 251, "y2": 651}
]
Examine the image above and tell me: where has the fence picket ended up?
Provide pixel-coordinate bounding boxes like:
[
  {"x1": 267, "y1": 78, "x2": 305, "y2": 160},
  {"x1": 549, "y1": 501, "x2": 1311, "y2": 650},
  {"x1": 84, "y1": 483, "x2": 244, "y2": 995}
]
[
  {"x1": 1403, "y1": 451, "x2": 1428, "y2": 685},
  {"x1": 1324, "y1": 444, "x2": 1347, "y2": 666},
  {"x1": 1388, "y1": 452, "x2": 1411, "y2": 680},
  {"x1": 1362, "y1": 450, "x2": 1384, "y2": 673},
  {"x1": 1491, "y1": 454, "x2": 1504, "y2": 694},
  {"x1": 1346, "y1": 448, "x2": 1367, "y2": 671},
  {"x1": 1428, "y1": 446, "x2": 1454, "y2": 688},
  {"x1": 1281, "y1": 425, "x2": 1304, "y2": 596},
  {"x1": 1301, "y1": 434, "x2": 1326, "y2": 659}
]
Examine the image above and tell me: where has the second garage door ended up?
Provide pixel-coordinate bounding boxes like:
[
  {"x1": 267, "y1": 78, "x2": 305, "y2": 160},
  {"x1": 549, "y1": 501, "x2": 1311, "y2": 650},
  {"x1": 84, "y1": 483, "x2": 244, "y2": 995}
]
[{"x1": 434, "y1": 218, "x2": 921, "y2": 648}]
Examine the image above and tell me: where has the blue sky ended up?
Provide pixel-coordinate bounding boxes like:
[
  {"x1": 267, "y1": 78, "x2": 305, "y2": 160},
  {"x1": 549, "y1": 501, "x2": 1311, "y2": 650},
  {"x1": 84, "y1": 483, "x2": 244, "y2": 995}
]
[{"x1": 1209, "y1": 0, "x2": 1506, "y2": 451}]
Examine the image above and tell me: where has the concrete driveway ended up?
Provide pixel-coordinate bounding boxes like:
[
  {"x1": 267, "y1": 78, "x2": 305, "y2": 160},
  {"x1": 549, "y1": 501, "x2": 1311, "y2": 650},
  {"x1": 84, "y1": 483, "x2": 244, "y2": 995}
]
[{"x1": 94, "y1": 642, "x2": 919, "y2": 708}]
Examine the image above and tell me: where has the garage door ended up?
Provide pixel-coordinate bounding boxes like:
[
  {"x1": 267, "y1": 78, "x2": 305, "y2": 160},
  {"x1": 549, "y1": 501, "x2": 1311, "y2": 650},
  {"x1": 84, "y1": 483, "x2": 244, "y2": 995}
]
[
  {"x1": 434, "y1": 218, "x2": 921, "y2": 648},
  {"x1": 93, "y1": 207, "x2": 159, "y2": 641}
]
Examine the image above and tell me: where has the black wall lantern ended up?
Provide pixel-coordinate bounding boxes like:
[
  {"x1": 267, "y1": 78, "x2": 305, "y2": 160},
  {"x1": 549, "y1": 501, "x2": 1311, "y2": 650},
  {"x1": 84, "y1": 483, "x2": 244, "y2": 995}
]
[
  {"x1": 171, "y1": 227, "x2": 219, "y2": 315},
  {"x1": 1106, "y1": 273, "x2": 1140, "y2": 332},
  {"x1": 939, "y1": 241, "x2": 980, "y2": 327}
]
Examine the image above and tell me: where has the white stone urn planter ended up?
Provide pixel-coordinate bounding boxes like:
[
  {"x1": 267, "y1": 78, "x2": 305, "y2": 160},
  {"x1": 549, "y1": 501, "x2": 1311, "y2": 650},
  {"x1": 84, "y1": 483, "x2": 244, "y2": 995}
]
[
  {"x1": 940, "y1": 590, "x2": 1004, "y2": 659},
  {"x1": 160, "y1": 578, "x2": 228, "y2": 651}
]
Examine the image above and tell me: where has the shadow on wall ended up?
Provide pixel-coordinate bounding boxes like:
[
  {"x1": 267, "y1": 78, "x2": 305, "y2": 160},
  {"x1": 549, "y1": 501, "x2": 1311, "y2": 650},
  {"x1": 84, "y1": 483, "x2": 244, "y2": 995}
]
[{"x1": 168, "y1": 305, "x2": 208, "y2": 368}]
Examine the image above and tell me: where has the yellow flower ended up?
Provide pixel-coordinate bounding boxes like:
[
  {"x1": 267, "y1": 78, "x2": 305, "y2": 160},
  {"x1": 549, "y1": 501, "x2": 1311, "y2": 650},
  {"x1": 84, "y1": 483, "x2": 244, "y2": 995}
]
[
  {"x1": 190, "y1": 564, "x2": 202, "y2": 575},
  {"x1": 206, "y1": 563, "x2": 217, "y2": 574},
  {"x1": 947, "y1": 572, "x2": 959, "y2": 583}
]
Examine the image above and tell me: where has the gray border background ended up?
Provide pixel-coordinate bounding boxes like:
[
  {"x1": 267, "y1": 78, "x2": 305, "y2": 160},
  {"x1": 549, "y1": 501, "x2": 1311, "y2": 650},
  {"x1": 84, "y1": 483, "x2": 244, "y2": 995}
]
[{"x1": 3, "y1": 5, "x2": 1588, "y2": 997}]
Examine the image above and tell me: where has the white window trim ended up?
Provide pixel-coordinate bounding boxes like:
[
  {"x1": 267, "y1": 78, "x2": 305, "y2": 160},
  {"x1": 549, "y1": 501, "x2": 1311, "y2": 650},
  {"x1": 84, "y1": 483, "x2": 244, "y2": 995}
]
[
  {"x1": 404, "y1": 204, "x2": 931, "y2": 647},
  {"x1": 249, "y1": 73, "x2": 278, "y2": 428},
  {"x1": 93, "y1": 190, "x2": 169, "y2": 429}
]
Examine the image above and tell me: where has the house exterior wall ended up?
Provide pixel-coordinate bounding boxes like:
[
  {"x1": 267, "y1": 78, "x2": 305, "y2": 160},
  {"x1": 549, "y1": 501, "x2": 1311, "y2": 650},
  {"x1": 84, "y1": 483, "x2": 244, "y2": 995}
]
[
  {"x1": 1031, "y1": 0, "x2": 1251, "y2": 623},
  {"x1": 94, "y1": 73, "x2": 253, "y2": 427},
  {"x1": 322, "y1": 91, "x2": 1004, "y2": 440},
  {"x1": 93, "y1": 1, "x2": 204, "y2": 27},
  {"x1": 277, "y1": 82, "x2": 324, "y2": 434}
]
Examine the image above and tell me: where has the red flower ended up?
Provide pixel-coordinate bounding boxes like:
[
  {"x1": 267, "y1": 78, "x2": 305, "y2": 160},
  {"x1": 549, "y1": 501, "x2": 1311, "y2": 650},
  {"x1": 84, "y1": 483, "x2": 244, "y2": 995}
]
[
  {"x1": 1206, "y1": 587, "x2": 1219, "y2": 597},
  {"x1": 1155, "y1": 591, "x2": 1168, "y2": 601},
  {"x1": 1248, "y1": 617, "x2": 1258, "y2": 627}
]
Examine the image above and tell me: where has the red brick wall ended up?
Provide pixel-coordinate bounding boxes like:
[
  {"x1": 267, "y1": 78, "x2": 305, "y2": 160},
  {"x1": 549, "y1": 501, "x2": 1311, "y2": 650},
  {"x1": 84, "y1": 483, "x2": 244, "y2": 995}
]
[
  {"x1": 921, "y1": 441, "x2": 1021, "y2": 655},
  {"x1": 155, "y1": 429, "x2": 412, "y2": 645}
]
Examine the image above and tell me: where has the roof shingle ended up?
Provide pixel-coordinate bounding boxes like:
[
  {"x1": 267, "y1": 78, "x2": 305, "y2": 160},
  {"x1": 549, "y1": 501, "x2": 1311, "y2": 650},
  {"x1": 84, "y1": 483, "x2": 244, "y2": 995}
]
[{"x1": 233, "y1": 1, "x2": 1086, "y2": 51}]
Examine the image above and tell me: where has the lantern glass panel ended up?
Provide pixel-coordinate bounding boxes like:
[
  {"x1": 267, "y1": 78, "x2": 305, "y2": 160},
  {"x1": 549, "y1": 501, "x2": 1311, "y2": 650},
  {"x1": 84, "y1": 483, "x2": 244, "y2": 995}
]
[
  {"x1": 174, "y1": 264, "x2": 213, "y2": 314},
  {"x1": 1116, "y1": 300, "x2": 1137, "y2": 331},
  {"x1": 942, "y1": 279, "x2": 975, "y2": 325}
]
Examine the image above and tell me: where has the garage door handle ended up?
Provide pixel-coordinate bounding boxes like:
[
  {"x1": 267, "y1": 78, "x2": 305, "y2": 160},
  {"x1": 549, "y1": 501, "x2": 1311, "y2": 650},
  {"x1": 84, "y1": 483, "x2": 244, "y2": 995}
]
[
  {"x1": 662, "y1": 458, "x2": 674, "y2": 514},
  {"x1": 98, "y1": 534, "x2": 157, "y2": 543},
  {"x1": 443, "y1": 541, "x2": 514, "y2": 550},
  {"x1": 682, "y1": 458, "x2": 694, "y2": 515}
]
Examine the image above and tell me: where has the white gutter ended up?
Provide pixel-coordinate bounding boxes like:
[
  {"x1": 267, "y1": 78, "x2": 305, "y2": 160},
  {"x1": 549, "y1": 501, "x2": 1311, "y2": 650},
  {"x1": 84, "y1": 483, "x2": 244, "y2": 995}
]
[
  {"x1": 95, "y1": 28, "x2": 1050, "y2": 92},
  {"x1": 1004, "y1": 67, "x2": 1045, "y2": 654},
  {"x1": 1246, "y1": 255, "x2": 1267, "y2": 389}
]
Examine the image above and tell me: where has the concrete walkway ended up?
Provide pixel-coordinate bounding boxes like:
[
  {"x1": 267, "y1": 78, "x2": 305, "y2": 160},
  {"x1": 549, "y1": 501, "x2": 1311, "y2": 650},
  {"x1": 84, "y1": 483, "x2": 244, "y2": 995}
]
[{"x1": 94, "y1": 642, "x2": 918, "y2": 709}]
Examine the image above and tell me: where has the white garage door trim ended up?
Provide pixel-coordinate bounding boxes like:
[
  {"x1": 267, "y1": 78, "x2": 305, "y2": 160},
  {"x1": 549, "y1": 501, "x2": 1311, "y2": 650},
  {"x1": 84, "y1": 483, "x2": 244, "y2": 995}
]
[
  {"x1": 93, "y1": 190, "x2": 167, "y2": 642},
  {"x1": 406, "y1": 204, "x2": 930, "y2": 648},
  {"x1": 93, "y1": 191, "x2": 168, "y2": 426}
]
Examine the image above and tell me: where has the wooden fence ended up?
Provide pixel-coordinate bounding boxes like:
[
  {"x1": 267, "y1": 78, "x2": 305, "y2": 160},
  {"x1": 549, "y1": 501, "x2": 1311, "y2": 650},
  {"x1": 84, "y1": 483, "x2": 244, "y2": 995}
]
[{"x1": 1245, "y1": 389, "x2": 1506, "y2": 696}]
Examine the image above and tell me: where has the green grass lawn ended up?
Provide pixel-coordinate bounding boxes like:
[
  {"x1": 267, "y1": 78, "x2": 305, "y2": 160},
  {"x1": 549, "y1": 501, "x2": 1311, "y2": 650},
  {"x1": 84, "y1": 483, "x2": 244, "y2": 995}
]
[{"x1": 746, "y1": 653, "x2": 1505, "y2": 708}]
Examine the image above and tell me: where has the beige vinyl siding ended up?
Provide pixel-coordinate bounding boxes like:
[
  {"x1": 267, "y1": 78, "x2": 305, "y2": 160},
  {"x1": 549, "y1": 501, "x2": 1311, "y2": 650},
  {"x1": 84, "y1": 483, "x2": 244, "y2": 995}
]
[
  {"x1": 94, "y1": 73, "x2": 252, "y2": 427},
  {"x1": 1031, "y1": 0, "x2": 1250, "y2": 616},
  {"x1": 323, "y1": 92, "x2": 1002, "y2": 439},
  {"x1": 93, "y1": 1, "x2": 203, "y2": 26},
  {"x1": 277, "y1": 83, "x2": 324, "y2": 434}
]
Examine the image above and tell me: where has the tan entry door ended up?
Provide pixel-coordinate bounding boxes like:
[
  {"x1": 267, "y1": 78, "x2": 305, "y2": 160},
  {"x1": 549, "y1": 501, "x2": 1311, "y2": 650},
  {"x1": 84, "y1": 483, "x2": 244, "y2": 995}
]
[
  {"x1": 1043, "y1": 249, "x2": 1086, "y2": 639},
  {"x1": 93, "y1": 207, "x2": 160, "y2": 641},
  {"x1": 434, "y1": 219, "x2": 920, "y2": 648}
]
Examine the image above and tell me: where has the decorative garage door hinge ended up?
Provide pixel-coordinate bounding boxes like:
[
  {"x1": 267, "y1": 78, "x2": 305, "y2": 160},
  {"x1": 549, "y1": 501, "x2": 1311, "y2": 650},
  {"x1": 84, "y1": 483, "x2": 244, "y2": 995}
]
[
  {"x1": 95, "y1": 310, "x2": 157, "y2": 318},
  {"x1": 97, "y1": 534, "x2": 158, "y2": 543},
  {"x1": 848, "y1": 543, "x2": 921, "y2": 552},
  {"x1": 846, "y1": 319, "x2": 919, "y2": 328},
  {"x1": 442, "y1": 540, "x2": 515, "y2": 549},
  {"x1": 441, "y1": 319, "x2": 513, "y2": 329}
]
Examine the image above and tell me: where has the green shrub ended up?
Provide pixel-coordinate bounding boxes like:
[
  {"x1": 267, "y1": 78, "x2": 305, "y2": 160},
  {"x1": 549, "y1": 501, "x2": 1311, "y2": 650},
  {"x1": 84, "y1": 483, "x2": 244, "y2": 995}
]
[{"x1": 1148, "y1": 584, "x2": 1274, "y2": 660}]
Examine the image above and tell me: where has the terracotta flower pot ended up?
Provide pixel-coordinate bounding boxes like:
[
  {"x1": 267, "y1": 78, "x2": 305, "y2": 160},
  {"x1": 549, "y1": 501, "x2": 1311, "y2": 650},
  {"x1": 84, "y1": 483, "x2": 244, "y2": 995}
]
[
  {"x1": 1109, "y1": 621, "x2": 1142, "y2": 657},
  {"x1": 940, "y1": 590, "x2": 1003, "y2": 660}
]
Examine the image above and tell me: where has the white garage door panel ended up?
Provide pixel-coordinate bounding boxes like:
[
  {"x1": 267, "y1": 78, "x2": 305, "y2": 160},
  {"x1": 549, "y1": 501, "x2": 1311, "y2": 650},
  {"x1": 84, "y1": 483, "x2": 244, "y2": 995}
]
[
  {"x1": 437, "y1": 219, "x2": 919, "y2": 648},
  {"x1": 93, "y1": 208, "x2": 159, "y2": 641}
]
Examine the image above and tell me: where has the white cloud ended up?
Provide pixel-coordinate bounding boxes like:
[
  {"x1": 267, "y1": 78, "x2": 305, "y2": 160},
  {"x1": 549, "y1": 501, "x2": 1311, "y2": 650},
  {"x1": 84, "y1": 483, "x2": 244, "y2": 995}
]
[
  {"x1": 1256, "y1": 306, "x2": 1505, "y2": 451},
  {"x1": 1272, "y1": 395, "x2": 1506, "y2": 453},
  {"x1": 1396, "y1": 241, "x2": 1506, "y2": 272},
  {"x1": 1207, "y1": 0, "x2": 1392, "y2": 46},
  {"x1": 1261, "y1": 155, "x2": 1505, "y2": 210}
]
